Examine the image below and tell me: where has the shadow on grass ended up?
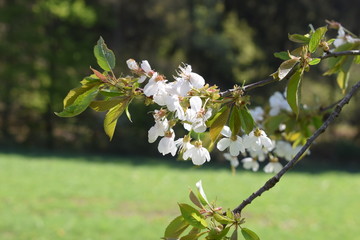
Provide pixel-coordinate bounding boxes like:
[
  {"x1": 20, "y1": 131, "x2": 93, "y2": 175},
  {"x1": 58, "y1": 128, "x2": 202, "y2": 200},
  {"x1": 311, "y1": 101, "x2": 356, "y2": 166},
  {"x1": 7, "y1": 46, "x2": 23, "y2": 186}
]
[{"x1": 1, "y1": 141, "x2": 359, "y2": 174}]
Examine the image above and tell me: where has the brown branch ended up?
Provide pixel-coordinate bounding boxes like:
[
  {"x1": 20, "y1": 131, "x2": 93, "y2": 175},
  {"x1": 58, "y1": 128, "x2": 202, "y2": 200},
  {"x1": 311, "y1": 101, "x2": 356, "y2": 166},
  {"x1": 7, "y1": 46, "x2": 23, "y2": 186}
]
[
  {"x1": 320, "y1": 50, "x2": 360, "y2": 60},
  {"x1": 232, "y1": 80, "x2": 360, "y2": 214}
]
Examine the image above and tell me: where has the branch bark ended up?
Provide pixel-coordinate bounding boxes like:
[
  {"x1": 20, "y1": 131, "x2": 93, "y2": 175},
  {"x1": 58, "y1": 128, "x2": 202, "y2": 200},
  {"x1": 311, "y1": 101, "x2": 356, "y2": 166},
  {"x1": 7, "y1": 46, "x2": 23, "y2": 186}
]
[{"x1": 232, "y1": 80, "x2": 360, "y2": 214}]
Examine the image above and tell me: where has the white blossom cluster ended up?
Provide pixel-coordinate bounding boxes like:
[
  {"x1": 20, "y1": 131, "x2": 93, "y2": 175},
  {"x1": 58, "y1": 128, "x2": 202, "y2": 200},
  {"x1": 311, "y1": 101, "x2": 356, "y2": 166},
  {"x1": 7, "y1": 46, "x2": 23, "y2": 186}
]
[
  {"x1": 221, "y1": 91, "x2": 307, "y2": 174},
  {"x1": 127, "y1": 59, "x2": 211, "y2": 165},
  {"x1": 126, "y1": 59, "x2": 307, "y2": 173}
]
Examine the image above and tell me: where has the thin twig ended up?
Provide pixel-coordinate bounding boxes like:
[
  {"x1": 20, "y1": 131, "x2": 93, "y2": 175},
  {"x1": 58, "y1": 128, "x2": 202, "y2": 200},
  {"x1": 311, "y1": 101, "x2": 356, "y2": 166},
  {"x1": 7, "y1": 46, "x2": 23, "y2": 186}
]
[
  {"x1": 232, "y1": 80, "x2": 360, "y2": 214},
  {"x1": 219, "y1": 50, "x2": 360, "y2": 97},
  {"x1": 321, "y1": 50, "x2": 360, "y2": 60}
]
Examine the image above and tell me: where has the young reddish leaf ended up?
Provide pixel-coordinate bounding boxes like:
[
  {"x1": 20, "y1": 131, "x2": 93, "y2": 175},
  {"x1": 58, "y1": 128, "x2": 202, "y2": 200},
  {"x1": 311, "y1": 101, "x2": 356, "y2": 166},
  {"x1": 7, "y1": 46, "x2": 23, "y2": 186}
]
[
  {"x1": 164, "y1": 215, "x2": 189, "y2": 239},
  {"x1": 90, "y1": 67, "x2": 108, "y2": 82},
  {"x1": 209, "y1": 106, "x2": 230, "y2": 142},
  {"x1": 286, "y1": 69, "x2": 302, "y2": 116},
  {"x1": 104, "y1": 100, "x2": 128, "y2": 140},
  {"x1": 55, "y1": 85, "x2": 100, "y2": 117},
  {"x1": 238, "y1": 108, "x2": 255, "y2": 134},
  {"x1": 241, "y1": 228, "x2": 260, "y2": 240},
  {"x1": 309, "y1": 26, "x2": 327, "y2": 53},
  {"x1": 94, "y1": 36, "x2": 116, "y2": 71},
  {"x1": 189, "y1": 190, "x2": 203, "y2": 209},
  {"x1": 278, "y1": 58, "x2": 299, "y2": 80},
  {"x1": 178, "y1": 203, "x2": 207, "y2": 229}
]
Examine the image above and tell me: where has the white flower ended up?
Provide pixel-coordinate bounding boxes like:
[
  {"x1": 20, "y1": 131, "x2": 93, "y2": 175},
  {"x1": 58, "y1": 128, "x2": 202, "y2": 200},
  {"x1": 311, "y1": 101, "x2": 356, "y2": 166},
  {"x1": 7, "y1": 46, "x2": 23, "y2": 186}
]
[
  {"x1": 141, "y1": 60, "x2": 152, "y2": 74},
  {"x1": 250, "y1": 106, "x2": 264, "y2": 123},
  {"x1": 175, "y1": 135, "x2": 192, "y2": 156},
  {"x1": 184, "y1": 96, "x2": 212, "y2": 133},
  {"x1": 158, "y1": 130, "x2": 177, "y2": 156},
  {"x1": 274, "y1": 141, "x2": 305, "y2": 161},
  {"x1": 217, "y1": 126, "x2": 245, "y2": 156},
  {"x1": 165, "y1": 94, "x2": 186, "y2": 121},
  {"x1": 223, "y1": 153, "x2": 239, "y2": 168},
  {"x1": 269, "y1": 91, "x2": 291, "y2": 116},
  {"x1": 183, "y1": 141, "x2": 211, "y2": 165},
  {"x1": 143, "y1": 72, "x2": 167, "y2": 97},
  {"x1": 264, "y1": 161, "x2": 283, "y2": 173},
  {"x1": 333, "y1": 26, "x2": 358, "y2": 48},
  {"x1": 148, "y1": 110, "x2": 168, "y2": 143},
  {"x1": 243, "y1": 129, "x2": 273, "y2": 152},
  {"x1": 248, "y1": 148, "x2": 267, "y2": 162},
  {"x1": 241, "y1": 157, "x2": 259, "y2": 171},
  {"x1": 126, "y1": 58, "x2": 140, "y2": 70},
  {"x1": 174, "y1": 64, "x2": 205, "y2": 96}
]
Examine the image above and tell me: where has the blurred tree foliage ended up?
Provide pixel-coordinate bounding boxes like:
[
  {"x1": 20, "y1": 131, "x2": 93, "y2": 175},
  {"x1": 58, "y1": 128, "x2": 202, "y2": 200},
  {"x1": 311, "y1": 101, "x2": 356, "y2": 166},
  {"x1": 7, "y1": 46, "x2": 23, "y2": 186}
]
[{"x1": 0, "y1": 0, "x2": 359, "y2": 155}]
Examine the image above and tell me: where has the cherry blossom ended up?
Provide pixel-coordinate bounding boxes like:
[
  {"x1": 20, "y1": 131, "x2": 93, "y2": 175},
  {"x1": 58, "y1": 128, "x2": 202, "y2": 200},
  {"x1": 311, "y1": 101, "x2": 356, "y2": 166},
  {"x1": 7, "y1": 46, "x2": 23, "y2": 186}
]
[
  {"x1": 184, "y1": 96, "x2": 212, "y2": 133},
  {"x1": 243, "y1": 129, "x2": 273, "y2": 152},
  {"x1": 264, "y1": 160, "x2": 283, "y2": 174},
  {"x1": 183, "y1": 141, "x2": 211, "y2": 165},
  {"x1": 158, "y1": 130, "x2": 177, "y2": 156},
  {"x1": 241, "y1": 157, "x2": 259, "y2": 172},
  {"x1": 217, "y1": 126, "x2": 245, "y2": 156},
  {"x1": 269, "y1": 91, "x2": 292, "y2": 116},
  {"x1": 223, "y1": 153, "x2": 239, "y2": 168},
  {"x1": 250, "y1": 106, "x2": 264, "y2": 123},
  {"x1": 148, "y1": 110, "x2": 169, "y2": 143},
  {"x1": 174, "y1": 64, "x2": 205, "y2": 96}
]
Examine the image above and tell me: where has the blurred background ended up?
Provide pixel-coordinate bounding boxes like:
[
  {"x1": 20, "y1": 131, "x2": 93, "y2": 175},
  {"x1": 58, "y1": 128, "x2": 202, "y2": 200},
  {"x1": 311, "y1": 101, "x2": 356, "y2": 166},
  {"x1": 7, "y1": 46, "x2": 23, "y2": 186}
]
[
  {"x1": 0, "y1": 0, "x2": 359, "y2": 162},
  {"x1": 1, "y1": 1, "x2": 360, "y2": 239}
]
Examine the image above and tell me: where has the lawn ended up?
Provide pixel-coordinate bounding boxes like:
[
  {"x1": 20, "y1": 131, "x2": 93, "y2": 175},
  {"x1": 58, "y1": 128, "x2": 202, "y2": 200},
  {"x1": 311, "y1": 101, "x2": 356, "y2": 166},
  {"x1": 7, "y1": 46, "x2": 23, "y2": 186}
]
[{"x1": 0, "y1": 151, "x2": 359, "y2": 240}]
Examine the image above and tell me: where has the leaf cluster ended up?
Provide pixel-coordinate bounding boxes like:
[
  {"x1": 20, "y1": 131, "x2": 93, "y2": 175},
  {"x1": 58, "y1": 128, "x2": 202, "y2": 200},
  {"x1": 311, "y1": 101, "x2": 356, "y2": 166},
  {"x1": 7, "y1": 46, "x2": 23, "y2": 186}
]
[{"x1": 163, "y1": 181, "x2": 259, "y2": 240}]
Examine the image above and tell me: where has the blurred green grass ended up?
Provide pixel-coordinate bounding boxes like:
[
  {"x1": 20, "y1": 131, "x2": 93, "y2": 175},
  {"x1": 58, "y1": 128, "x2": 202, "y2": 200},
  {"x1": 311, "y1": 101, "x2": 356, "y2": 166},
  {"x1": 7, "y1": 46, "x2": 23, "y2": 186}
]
[{"x1": 0, "y1": 152, "x2": 359, "y2": 240}]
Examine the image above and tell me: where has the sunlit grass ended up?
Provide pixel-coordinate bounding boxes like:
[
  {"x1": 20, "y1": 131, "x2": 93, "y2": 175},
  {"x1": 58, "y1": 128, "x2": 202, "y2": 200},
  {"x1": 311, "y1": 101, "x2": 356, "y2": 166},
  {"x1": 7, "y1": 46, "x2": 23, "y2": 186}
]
[{"x1": 0, "y1": 152, "x2": 359, "y2": 239}]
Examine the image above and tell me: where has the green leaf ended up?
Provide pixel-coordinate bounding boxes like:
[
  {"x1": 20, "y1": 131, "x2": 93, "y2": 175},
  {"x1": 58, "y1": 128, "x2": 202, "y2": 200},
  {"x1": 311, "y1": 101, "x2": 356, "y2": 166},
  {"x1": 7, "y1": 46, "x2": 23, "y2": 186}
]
[
  {"x1": 273, "y1": 51, "x2": 291, "y2": 60},
  {"x1": 309, "y1": 26, "x2": 327, "y2": 53},
  {"x1": 278, "y1": 58, "x2": 299, "y2": 80},
  {"x1": 94, "y1": 36, "x2": 116, "y2": 71},
  {"x1": 239, "y1": 107, "x2": 255, "y2": 134},
  {"x1": 213, "y1": 213, "x2": 235, "y2": 225},
  {"x1": 308, "y1": 58, "x2": 321, "y2": 65},
  {"x1": 264, "y1": 113, "x2": 289, "y2": 134},
  {"x1": 189, "y1": 190, "x2": 203, "y2": 209},
  {"x1": 125, "y1": 104, "x2": 133, "y2": 122},
  {"x1": 164, "y1": 215, "x2": 190, "y2": 239},
  {"x1": 209, "y1": 106, "x2": 230, "y2": 142},
  {"x1": 100, "y1": 88, "x2": 123, "y2": 97},
  {"x1": 104, "y1": 100, "x2": 128, "y2": 140},
  {"x1": 336, "y1": 70, "x2": 349, "y2": 94},
  {"x1": 230, "y1": 228, "x2": 238, "y2": 240},
  {"x1": 195, "y1": 180, "x2": 210, "y2": 207},
  {"x1": 180, "y1": 227, "x2": 203, "y2": 240},
  {"x1": 354, "y1": 55, "x2": 360, "y2": 64},
  {"x1": 178, "y1": 203, "x2": 207, "y2": 229},
  {"x1": 207, "y1": 227, "x2": 231, "y2": 240},
  {"x1": 241, "y1": 228, "x2": 260, "y2": 240},
  {"x1": 229, "y1": 106, "x2": 241, "y2": 136},
  {"x1": 312, "y1": 116, "x2": 323, "y2": 129},
  {"x1": 286, "y1": 69, "x2": 302, "y2": 116},
  {"x1": 288, "y1": 33, "x2": 310, "y2": 44},
  {"x1": 90, "y1": 98, "x2": 123, "y2": 112},
  {"x1": 55, "y1": 85, "x2": 100, "y2": 117}
]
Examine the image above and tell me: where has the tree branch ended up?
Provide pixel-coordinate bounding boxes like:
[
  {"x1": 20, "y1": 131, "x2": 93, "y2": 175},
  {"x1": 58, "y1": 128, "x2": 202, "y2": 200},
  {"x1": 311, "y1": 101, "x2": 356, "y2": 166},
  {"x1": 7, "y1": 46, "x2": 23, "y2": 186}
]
[
  {"x1": 232, "y1": 79, "x2": 360, "y2": 214},
  {"x1": 219, "y1": 50, "x2": 360, "y2": 97},
  {"x1": 320, "y1": 50, "x2": 360, "y2": 60}
]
